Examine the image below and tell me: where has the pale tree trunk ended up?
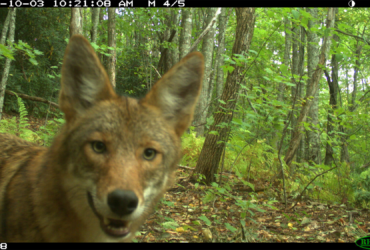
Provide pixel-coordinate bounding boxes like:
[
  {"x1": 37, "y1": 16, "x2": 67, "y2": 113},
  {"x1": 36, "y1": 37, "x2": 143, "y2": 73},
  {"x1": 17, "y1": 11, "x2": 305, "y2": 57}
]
[
  {"x1": 296, "y1": 25, "x2": 306, "y2": 166},
  {"x1": 345, "y1": 69, "x2": 349, "y2": 104},
  {"x1": 170, "y1": 10, "x2": 179, "y2": 65},
  {"x1": 179, "y1": 9, "x2": 192, "y2": 59},
  {"x1": 0, "y1": 10, "x2": 11, "y2": 44},
  {"x1": 91, "y1": 8, "x2": 100, "y2": 43},
  {"x1": 284, "y1": 8, "x2": 335, "y2": 167},
  {"x1": 99, "y1": 9, "x2": 107, "y2": 68},
  {"x1": 194, "y1": 8, "x2": 218, "y2": 137},
  {"x1": 108, "y1": 8, "x2": 116, "y2": 88},
  {"x1": 277, "y1": 16, "x2": 291, "y2": 103},
  {"x1": 350, "y1": 43, "x2": 362, "y2": 112},
  {"x1": 70, "y1": 8, "x2": 83, "y2": 37},
  {"x1": 306, "y1": 8, "x2": 320, "y2": 164},
  {"x1": 193, "y1": 8, "x2": 256, "y2": 184},
  {"x1": 289, "y1": 21, "x2": 299, "y2": 166},
  {"x1": 324, "y1": 32, "x2": 339, "y2": 166},
  {"x1": 187, "y1": 8, "x2": 221, "y2": 55},
  {"x1": 163, "y1": 9, "x2": 172, "y2": 73},
  {"x1": 0, "y1": 8, "x2": 16, "y2": 122},
  {"x1": 274, "y1": 16, "x2": 291, "y2": 150},
  {"x1": 215, "y1": 8, "x2": 230, "y2": 100}
]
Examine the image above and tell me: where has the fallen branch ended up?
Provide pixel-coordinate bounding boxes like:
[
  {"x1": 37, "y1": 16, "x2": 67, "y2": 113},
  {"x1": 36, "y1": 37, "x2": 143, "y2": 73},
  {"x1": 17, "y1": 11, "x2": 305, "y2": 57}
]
[{"x1": 5, "y1": 90, "x2": 59, "y2": 109}]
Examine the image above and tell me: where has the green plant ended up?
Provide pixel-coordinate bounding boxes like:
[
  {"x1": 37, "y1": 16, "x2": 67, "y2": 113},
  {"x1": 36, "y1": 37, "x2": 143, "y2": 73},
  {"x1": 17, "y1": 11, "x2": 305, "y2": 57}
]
[
  {"x1": 36, "y1": 112, "x2": 64, "y2": 146},
  {"x1": 0, "y1": 92, "x2": 39, "y2": 142}
]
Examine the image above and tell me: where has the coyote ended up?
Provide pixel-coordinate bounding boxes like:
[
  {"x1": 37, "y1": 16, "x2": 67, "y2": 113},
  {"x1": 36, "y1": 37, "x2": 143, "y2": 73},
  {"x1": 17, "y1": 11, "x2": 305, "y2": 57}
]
[{"x1": 0, "y1": 35, "x2": 204, "y2": 242}]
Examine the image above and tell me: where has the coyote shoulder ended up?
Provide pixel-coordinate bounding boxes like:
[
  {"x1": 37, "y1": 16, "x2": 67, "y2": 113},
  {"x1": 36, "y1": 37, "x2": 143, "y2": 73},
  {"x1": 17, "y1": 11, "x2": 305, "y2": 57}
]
[{"x1": 0, "y1": 35, "x2": 203, "y2": 242}]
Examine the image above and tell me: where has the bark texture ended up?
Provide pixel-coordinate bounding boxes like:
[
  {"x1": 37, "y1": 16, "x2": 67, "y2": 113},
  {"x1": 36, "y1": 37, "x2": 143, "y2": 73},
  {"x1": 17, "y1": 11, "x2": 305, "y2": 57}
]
[{"x1": 193, "y1": 8, "x2": 256, "y2": 184}]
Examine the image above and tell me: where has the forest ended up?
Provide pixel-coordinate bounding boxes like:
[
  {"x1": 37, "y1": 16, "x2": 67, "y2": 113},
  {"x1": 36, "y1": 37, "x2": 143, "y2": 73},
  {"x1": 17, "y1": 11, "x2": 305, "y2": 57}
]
[{"x1": 0, "y1": 7, "x2": 369, "y2": 243}]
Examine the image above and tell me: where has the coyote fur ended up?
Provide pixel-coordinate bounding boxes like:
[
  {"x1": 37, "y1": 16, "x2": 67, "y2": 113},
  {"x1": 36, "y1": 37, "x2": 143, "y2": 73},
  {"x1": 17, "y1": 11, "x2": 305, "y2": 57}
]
[{"x1": 0, "y1": 35, "x2": 204, "y2": 242}]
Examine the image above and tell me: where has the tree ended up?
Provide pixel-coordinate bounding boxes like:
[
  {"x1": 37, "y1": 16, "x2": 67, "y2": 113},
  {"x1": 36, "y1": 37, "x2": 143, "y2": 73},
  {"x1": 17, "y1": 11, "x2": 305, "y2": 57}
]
[
  {"x1": 324, "y1": 31, "x2": 339, "y2": 166},
  {"x1": 170, "y1": 10, "x2": 179, "y2": 65},
  {"x1": 284, "y1": 8, "x2": 336, "y2": 167},
  {"x1": 194, "y1": 8, "x2": 218, "y2": 137},
  {"x1": 70, "y1": 8, "x2": 83, "y2": 37},
  {"x1": 305, "y1": 8, "x2": 320, "y2": 164},
  {"x1": 289, "y1": 18, "x2": 300, "y2": 167},
  {"x1": 296, "y1": 24, "x2": 306, "y2": 166},
  {"x1": 91, "y1": 8, "x2": 100, "y2": 43},
  {"x1": 215, "y1": 8, "x2": 230, "y2": 101},
  {"x1": 0, "y1": 8, "x2": 16, "y2": 121},
  {"x1": 193, "y1": 8, "x2": 256, "y2": 184},
  {"x1": 179, "y1": 9, "x2": 192, "y2": 59},
  {"x1": 108, "y1": 8, "x2": 116, "y2": 88}
]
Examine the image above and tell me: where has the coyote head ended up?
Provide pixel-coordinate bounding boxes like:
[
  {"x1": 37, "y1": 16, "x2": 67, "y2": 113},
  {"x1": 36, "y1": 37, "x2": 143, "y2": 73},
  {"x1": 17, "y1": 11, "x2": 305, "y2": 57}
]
[{"x1": 55, "y1": 35, "x2": 203, "y2": 241}]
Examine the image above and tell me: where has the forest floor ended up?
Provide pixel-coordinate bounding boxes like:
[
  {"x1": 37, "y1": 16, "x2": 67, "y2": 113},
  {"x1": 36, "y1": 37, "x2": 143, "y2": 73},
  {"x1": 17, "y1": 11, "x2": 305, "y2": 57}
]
[
  {"x1": 136, "y1": 166, "x2": 369, "y2": 243},
  {"x1": 2, "y1": 113, "x2": 369, "y2": 243}
]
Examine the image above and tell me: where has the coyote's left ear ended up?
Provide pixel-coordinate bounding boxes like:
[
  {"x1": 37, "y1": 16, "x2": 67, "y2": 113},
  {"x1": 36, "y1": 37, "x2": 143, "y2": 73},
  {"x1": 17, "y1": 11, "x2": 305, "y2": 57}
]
[
  {"x1": 142, "y1": 52, "x2": 204, "y2": 136},
  {"x1": 59, "y1": 35, "x2": 116, "y2": 123}
]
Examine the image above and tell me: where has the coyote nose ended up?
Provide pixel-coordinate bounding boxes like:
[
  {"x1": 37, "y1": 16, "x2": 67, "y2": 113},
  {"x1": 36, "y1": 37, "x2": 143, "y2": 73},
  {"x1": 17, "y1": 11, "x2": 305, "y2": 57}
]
[{"x1": 108, "y1": 190, "x2": 138, "y2": 217}]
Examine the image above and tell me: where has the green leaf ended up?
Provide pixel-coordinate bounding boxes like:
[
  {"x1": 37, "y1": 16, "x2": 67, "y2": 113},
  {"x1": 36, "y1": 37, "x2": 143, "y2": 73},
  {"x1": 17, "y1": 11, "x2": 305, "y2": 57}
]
[
  {"x1": 265, "y1": 68, "x2": 273, "y2": 74},
  {"x1": 292, "y1": 10, "x2": 300, "y2": 19},
  {"x1": 335, "y1": 53, "x2": 343, "y2": 61},
  {"x1": 267, "y1": 10, "x2": 274, "y2": 18},
  {"x1": 225, "y1": 223, "x2": 237, "y2": 232},
  {"x1": 209, "y1": 130, "x2": 219, "y2": 136},
  {"x1": 29, "y1": 58, "x2": 38, "y2": 65},
  {"x1": 199, "y1": 215, "x2": 212, "y2": 226}
]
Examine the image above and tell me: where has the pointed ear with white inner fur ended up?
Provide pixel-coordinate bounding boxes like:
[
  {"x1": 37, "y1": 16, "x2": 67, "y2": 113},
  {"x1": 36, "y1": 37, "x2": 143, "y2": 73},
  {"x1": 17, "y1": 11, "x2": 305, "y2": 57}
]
[
  {"x1": 142, "y1": 52, "x2": 204, "y2": 136},
  {"x1": 59, "y1": 35, "x2": 117, "y2": 123}
]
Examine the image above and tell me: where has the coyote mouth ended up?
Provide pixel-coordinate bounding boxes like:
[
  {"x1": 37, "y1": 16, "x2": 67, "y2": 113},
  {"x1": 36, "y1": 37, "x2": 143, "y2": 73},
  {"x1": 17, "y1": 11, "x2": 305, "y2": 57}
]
[{"x1": 87, "y1": 192, "x2": 131, "y2": 238}]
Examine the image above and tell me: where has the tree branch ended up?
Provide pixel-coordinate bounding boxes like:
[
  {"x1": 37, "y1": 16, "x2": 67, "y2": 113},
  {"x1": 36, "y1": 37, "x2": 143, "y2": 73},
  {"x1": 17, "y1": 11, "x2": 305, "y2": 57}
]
[{"x1": 5, "y1": 90, "x2": 59, "y2": 109}]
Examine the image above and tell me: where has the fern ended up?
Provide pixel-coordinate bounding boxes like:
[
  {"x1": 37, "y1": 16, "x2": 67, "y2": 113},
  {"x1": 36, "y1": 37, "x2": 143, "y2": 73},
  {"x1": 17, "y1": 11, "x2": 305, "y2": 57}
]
[{"x1": 8, "y1": 91, "x2": 38, "y2": 142}]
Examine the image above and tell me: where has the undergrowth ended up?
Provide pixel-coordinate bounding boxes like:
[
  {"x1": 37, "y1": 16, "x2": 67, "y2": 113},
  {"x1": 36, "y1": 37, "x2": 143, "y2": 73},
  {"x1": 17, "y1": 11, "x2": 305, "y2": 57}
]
[{"x1": 0, "y1": 92, "x2": 64, "y2": 146}]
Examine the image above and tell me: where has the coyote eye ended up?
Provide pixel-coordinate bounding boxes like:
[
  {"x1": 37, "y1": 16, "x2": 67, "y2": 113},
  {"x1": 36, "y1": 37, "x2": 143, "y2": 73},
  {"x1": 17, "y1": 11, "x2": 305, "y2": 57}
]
[
  {"x1": 91, "y1": 141, "x2": 106, "y2": 153},
  {"x1": 143, "y1": 148, "x2": 156, "y2": 161}
]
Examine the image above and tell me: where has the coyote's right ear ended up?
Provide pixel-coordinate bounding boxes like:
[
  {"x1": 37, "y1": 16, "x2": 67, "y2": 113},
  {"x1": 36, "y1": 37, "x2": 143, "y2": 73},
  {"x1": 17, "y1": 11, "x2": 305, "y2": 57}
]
[{"x1": 59, "y1": 35, "x2": 116, "y2": 123}]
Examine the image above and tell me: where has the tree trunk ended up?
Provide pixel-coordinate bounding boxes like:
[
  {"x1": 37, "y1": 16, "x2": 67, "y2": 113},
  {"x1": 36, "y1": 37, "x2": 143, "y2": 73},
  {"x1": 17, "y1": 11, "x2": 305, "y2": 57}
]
[
  {"x1": 179, "y1": 9, "x2": 193, "y2": 59},
  {"x1": 289, "y1": 20, "x2": 300, "y2": 168},
  {"x1": 91, "y1": 8, "x2": 100, "y2": 43},
  {"x1": 273, "y1": 16, "x2": 291, "y2": 150},
  {"x1": 193, "y1": 8, "x2": 256, "y2": 185},
  {"x1": 194, "y1": 8, "x2": 218, "y2": 137},
  {"x1": 350, "y1": 43, "x2": 362, "y2": 112},
  {"x1": 306, "y1": 8, "x2": 321, "y2": 164},
  {"x1": 108, "y1": 8, "x2": 116, "y2": 88},
  {"x1": 70, "y1": 8, "x2": 83, "y2": 37},
  {"x1": 296, "y1": 25, "x2": 306, "y2": 166},
  {"x1": 187, "y1": 8, "x2": 221, "y2": 55},
  {"x1": 0, "y1": 8, "x2": 16, "y2": 122},
  {"x1": 324, "y1": 33, "x2": 339, "y2": 166},
  {"x1": 170, "y1": 10, "x2": 179, "y2": 65},
  {"x1": 160, "y1": 9, "x2": 172, "y2": 74},
  {"x1": 216, "y1": 8, "x2": 230, "y2": 100},
  {"x1": 277, "y1": 16, "x2": 291, "y2": 103},
  {"x1": 99, "y1": 9, "x2": 107, "y2": 68},
  {"x1": 284, "y1": 8, "x2": 335, "y2": 167},
  {"x1": 0, "y1": 9, "x2": 11, "y2": 45}
]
